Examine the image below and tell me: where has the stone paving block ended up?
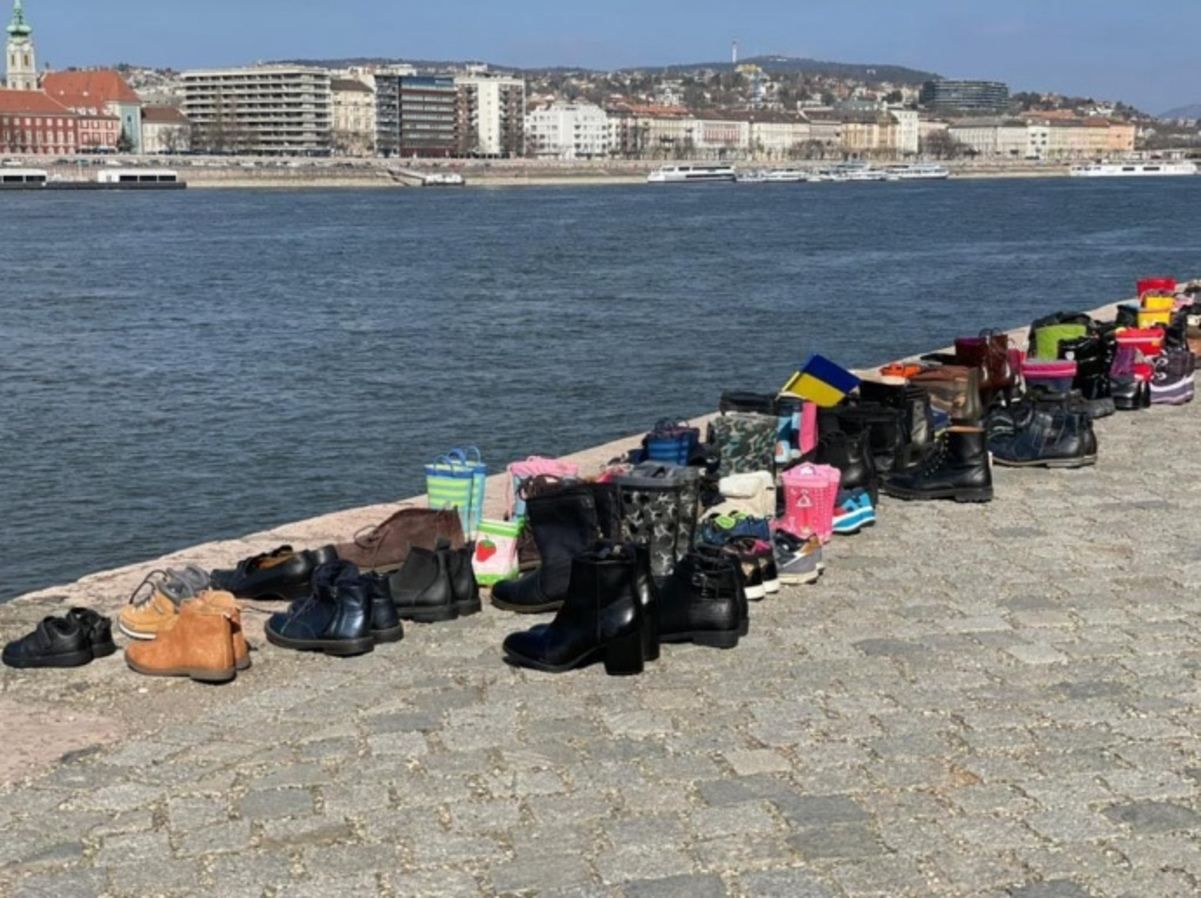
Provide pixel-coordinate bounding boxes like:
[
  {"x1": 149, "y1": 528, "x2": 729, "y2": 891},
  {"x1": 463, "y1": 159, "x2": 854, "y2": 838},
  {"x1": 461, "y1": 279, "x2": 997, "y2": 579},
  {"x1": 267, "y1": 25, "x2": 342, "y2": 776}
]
[
  {"x1": 1101, "y1": 799, "x2": 1201, "y2": 833},
  {"x1": 736, "y1": 868, "x2": 837, "y2": 897},
  {"x1": 176, "y1": 818, "x2": 252, "y2": 857},
  {"x1": 622, "y1": 874, "x2": 727, "y2": 898},
  {"x1": 239, "y1": 787, "x2": 316, "y2": 820},
  {"x1": 1008, "y1": 882, "x2": 1095, "y2": 898},
  {"x1": 491, "y1": 853, "x2": 597, "y2": 894},
  {"x1": 788, "y1": 823, "x2": 885, "y2": 860},
  {"x1": 722, "y1": 750, "x2": 792, "y2": 776},
  {"x1": 9, "y1": 868, "x2": 109, "y2": 898}
]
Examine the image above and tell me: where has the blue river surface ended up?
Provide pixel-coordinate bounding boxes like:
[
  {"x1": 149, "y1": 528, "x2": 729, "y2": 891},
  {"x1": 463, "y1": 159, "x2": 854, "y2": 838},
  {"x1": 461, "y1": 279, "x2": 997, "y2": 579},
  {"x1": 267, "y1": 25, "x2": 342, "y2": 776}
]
[{"x1": 2, "y1": 177, "x2": 1200, "y2": 601}]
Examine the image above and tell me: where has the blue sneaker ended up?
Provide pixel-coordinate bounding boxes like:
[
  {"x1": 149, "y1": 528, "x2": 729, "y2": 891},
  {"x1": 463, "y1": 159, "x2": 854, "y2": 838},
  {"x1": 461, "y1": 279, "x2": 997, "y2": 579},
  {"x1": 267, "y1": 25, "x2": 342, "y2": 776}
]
[
  {"x1": 697, "y1": 512, "x2": 772, "y2": 547},
  {"x1": 832, "y1": 489, "x2": 876, "y2": 535}
]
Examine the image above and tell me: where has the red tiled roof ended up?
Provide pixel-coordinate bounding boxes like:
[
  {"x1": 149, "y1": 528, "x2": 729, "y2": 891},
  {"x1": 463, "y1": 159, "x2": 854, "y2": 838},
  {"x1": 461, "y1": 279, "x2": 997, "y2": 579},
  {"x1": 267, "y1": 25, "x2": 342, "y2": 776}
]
[
  {"x1": 0, "y1": 90, "x2": 74, "y2": 116},
  {"x1": 141, "y1": 105, "x2": 189, "y2": 125},
  {"x1": 43, "y1": 70, "x2": 141, "y2": 106}
]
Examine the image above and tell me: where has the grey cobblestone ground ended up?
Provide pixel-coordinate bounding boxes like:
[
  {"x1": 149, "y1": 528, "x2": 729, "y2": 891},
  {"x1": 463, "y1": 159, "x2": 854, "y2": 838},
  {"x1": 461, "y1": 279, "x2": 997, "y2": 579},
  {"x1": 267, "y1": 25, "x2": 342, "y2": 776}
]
[{"x1": 3, "y1": 386, "x2": 1201, "y2": 895}]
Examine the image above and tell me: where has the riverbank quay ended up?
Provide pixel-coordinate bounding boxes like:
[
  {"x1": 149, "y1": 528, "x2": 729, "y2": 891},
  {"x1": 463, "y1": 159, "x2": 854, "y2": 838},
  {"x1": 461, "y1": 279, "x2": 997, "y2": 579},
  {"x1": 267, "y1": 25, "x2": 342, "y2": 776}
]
[
  {"x1": 4, "y1": 299, "x2": 1201, "y2": 897},
  {"x1": 8, "y1": 155, "x2": 1086, "y2": 190}
]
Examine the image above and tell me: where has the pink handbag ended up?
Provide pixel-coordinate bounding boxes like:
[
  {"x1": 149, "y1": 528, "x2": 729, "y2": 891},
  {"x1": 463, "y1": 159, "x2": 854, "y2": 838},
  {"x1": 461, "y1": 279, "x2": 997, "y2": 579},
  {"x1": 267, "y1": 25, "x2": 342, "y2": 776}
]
[
  {"x1": 777, "y1": 463, "x2": 841, "y2": 544},
  {"x1": 507, "y1": 457, "x2": 580, "y2": 519}
]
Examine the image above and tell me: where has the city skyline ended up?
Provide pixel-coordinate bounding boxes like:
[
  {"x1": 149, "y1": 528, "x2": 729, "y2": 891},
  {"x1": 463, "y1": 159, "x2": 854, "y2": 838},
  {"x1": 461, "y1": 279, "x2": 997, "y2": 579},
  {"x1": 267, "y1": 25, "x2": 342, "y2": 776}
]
[{"x1": 22, "y1": 0, "x2": 1201, "y2": 114}]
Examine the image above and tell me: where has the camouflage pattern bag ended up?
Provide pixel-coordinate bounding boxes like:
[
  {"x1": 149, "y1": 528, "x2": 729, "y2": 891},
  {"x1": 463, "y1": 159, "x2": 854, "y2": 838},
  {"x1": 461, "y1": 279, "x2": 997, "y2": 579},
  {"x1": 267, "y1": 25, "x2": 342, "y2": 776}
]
[
  {"x1": 615, "y1": 463, "x2": 701, "y2": 581},
  {"x1": 708, "y1": 411, "x2": 777, "y2": 477}
]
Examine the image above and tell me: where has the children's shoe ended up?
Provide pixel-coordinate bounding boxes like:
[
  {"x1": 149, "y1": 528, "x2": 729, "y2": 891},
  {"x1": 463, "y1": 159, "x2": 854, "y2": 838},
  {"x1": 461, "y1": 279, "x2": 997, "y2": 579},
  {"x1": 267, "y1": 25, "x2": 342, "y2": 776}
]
[
  {"x1": 832, "y1": 490, "x2": 877, "y2": 535},
  {"x1": 772, "y1": 531, "x2": 823, "y2": 585},
  {"x1": 118, "y1": 566, "x2": 210, "y2": 640}
]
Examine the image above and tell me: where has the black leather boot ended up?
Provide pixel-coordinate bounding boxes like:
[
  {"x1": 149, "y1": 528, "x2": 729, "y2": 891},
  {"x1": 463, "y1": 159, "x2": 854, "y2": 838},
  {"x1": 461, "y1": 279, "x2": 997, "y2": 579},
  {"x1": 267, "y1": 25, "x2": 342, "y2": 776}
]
[
  {"x1": 441, "y1": 543, "x2": 482, "y2": 617},
  {"x1": 632, "y1": 543, "x2": 661, "y2": 662},
  {"x1": 806, "y1": 428, "x2": 879, "y2": 505},
  {"x1": 882, "y1": 427, "x2": 993, "y2": 503},
  {"x1": 657, "y1": 547, "x2": 748, "y2": 649},
  {"x1": 502, "y1": 543, "x2": 647, "y2": 676},
  {"x1": 1058, "y1": 336, "x2": 1115, "y2": 420},
  {"x1": 823, "y1": 403, "x2": 905, "y2": 475},
  {"x1": 266, "y1": 561, "x2": 375, "y2": 656},
  {"x1": 492, "y1": 485, "x2": 603, "y2": 614},
  {"x1": 387, "y1": 545, "x2": 471, "y2": 623},
  {"x1": 363, "y1": 573, "x2": 405, "y2": 643},
  {"x1": 987, "y1": 391, "x2": 1098, "y2": 469},
  {"x1": 859, "y1": 381, "x2": 934, "y2": 471}
]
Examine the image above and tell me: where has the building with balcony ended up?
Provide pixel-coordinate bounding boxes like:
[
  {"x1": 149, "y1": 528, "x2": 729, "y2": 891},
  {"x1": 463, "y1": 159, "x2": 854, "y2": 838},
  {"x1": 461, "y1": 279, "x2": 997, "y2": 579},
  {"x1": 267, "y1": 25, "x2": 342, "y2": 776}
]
[
  {"x1": 525, "y1": 100, "x2": 610, "y2": 160},
  {"x1": 456, "y1": 71, "x2": 524, "y2": 158},
  {"x1": 182, "y1": 66, "x2": 332, "y2": 155},
  {"x1": 331, "y1": 76, "x2": 375, "y2": 156},
  {"x1": 744, "y1": 112, "x2": 811, "y2": 159},
  {"x1": 375, "y1": 74, "x2": 457, "y2": 158},
  {"x1": 919, "y1": 80, "x2": 1010, "y2": 115},
  {"x1": 947, "y1": 118, "x2": 1032, "y2": 158}
]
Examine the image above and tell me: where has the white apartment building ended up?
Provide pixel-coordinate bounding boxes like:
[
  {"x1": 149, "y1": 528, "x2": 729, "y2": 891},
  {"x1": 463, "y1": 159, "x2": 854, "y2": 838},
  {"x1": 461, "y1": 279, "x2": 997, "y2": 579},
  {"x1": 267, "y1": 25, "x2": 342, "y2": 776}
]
[
  {"x1": 948, "y1": 118, "x2": 1031, "y2": 158},
  {"x1": 525, "y1": 101, "x2": 610, "y2": 160},
  {"x1": 456, "y1": 72, "x2": 525, "y2": 157},
  {"x1": 331, "y1": 76, "x2": 376, "y2": 156},
  {"x1": 182, "y1": 66, "x2": 332, "y2": 155},
  {"x1": 890, "y1": 108, "x2": 920, "y2": 156}
]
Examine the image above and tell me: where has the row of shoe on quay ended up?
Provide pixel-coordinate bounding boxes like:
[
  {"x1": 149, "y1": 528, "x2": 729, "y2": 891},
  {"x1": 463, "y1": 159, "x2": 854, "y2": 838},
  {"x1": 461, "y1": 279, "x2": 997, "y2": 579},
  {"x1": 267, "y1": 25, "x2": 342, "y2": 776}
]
[{"x1": 5, "y1": 275, "x2": 1196, "y2": 679}]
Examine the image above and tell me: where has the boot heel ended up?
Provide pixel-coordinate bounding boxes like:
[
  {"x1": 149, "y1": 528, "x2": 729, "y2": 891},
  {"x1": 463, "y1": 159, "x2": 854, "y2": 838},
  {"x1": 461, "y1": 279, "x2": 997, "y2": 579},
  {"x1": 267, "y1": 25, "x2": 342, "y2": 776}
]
[
  {"x1": 603, "y1": 630, "x2": 645, "y2": 677},
  {"x1": 692, "y1": 629, "x2": 741, "y2": 649}
]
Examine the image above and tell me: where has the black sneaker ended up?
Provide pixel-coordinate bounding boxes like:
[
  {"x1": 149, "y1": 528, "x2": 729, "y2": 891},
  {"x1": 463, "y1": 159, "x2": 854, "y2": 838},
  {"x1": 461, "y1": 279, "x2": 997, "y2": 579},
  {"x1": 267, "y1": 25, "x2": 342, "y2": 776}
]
[{"x1": 3, "y1": 612, "x2": 114, "y2": 669}]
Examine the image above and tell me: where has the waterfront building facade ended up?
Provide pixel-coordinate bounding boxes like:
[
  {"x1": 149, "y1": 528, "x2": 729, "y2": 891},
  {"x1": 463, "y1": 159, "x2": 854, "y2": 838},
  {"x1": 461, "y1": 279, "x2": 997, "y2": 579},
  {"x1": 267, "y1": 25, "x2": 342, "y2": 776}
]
[
  {"x1": 375, "y1": 75, "x2": 457, "y2": 158},
  {"x1": 4, "y1": 0, "x2": 36, "y2": 91},
  {"x1": 0, "y1": 89, "x2": 76, "y2": 154},
  {"x1": 43, "y1": 70, "x2": 143, "y2": 152},
  {"x1": 525, "y1": 100, "x2": 610, "y2": 160},
  {"x1": 948, "y1": 118, "x2": 1031, "y2": 158},
  {"x1": 456, "y1": 71, "x2": 525, "y2": 157},
  {"x1": 331, "y1": 76, "x2": 375, "y2": 156},
  {"x1": 183, "y1": 66, "x2": 332, "y2": 155},
  {"x1": 140, "y1": 105, "x2": 191, "y2": 154},
  {"x1": 919, "y1": 79, "x2": 1010, "y2": 115},
  {"x1": 695, "y1": 116, "x2": 749, "y2": 159},
  {"x1": 949, "y1": 116, "x2": 1137, "y2": 160},
  {"x1": 745, "y1": 112, "x2": 811, "y2": 159}
]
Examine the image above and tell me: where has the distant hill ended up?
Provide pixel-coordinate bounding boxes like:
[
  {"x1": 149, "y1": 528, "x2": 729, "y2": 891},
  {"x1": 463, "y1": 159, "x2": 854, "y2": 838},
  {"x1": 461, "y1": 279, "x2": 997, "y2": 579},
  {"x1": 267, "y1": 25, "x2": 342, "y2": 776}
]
[
  {"x1": 1161, "y1": 104, "x2": 1201, "y2": 120},
  {"x1": 637, "y1": 56, "x2": 940, "y2": 85},
  {"x1": 278, "y1": 55, "x2": 939, "y2": 85}
]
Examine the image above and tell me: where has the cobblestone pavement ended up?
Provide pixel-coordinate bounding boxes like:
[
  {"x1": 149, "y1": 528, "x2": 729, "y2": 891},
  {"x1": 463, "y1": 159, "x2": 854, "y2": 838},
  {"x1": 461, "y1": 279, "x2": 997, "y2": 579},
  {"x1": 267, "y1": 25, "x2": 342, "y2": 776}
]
[{"x1": 4, "y1": 376, "x2": 1201, "y2": 895}]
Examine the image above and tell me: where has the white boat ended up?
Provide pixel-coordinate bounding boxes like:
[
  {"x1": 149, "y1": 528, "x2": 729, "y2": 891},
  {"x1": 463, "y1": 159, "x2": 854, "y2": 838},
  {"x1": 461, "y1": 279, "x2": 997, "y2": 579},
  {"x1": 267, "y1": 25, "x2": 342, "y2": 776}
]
[
  {"x1": 763, "y1": 168, "x2": 809, "y2": 183},
  {"x1": 96, "y1": 169, "x2": 185, "y2": 188},
  {"x1": 884, "y1": 163, "x2": 951, "y2": 181},
  {"x1": 423, "y1": 172, "x2": 465, "y2": 187},
  {"x1": 1070, "y1": 161, "x2": 1198, "y2": 178},
  {"x1": 647, "y1": 164, "x2": 737, "y2": 184},
  {"x1": 0, "y1": 167, "x2": 47, "y2": 188},
  {"x1": 821, "y1": 162, "x2": 887, "y2": 182},
  {"x1": 736, "y1": 169, "x2": 769, "y2": 184}
]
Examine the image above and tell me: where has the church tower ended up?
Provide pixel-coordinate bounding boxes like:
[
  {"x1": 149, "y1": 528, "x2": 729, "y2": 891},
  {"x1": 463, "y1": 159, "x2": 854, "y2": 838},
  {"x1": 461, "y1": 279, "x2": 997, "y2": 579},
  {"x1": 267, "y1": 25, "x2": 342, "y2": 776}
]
[{"x1": 6, "y1": 0, "x2": 37, "y2": 91}]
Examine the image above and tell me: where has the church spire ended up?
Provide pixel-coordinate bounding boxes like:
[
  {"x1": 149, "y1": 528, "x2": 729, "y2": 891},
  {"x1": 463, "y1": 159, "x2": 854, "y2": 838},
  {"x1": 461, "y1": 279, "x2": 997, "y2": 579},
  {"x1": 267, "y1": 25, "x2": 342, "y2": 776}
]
[{"x1": 7, "y1": 0, "x2": 32, "y2": 40}]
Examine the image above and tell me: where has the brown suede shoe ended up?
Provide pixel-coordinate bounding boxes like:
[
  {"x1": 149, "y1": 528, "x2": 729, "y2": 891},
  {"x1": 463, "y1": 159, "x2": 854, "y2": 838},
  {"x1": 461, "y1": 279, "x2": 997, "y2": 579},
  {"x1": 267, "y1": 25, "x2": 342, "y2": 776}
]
[
  {"x1": 190, "y1": 591, "x2": 251, "y2": 671},
  {"x1": 125, "y1": 605, "x2": 238, "y2": 684},
  {"x1": 334, "y1": 508, "x2": 465, "y2": 572}
]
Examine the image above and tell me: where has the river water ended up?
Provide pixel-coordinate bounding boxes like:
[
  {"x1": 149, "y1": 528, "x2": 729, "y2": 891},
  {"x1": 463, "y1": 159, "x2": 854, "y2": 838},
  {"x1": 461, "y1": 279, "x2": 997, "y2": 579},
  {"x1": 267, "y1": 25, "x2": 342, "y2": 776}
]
[{"x1": 3, "y1": 177, "x2": 1200, "y2": 601}]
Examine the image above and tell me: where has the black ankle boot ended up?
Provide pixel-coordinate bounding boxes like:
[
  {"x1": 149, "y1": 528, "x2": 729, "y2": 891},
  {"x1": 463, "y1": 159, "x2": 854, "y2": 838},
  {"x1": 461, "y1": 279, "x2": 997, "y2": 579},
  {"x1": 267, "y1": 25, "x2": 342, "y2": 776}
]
[
  {"x1": 441, "y1": 543, "x2": 482, "y2": 616},
  {"x1": 387, "y1": 545, "x2": 467, "y2": 623},
  {"x1": 657, "y1": 547, "x2": 748, "y2": 649},
  {"x1": 806, "y1": 428, "x2": 879, "y2": 505},
  {"x1": 823, "y1": 403, "x2": 905, "y2": 475},
  {"x1": 1058, "y1": 336, "x2": 1115, "y2": 420},
  {"x1": 502, "y1": 543, "x2": 648, "y2": 676},
  {"x1": 987, "y1": 390, "x2": 1098, "y2": 469},
  {"x1": 362, "y1": 573, "x2": 405, "y2": 643},
  {"x1": 266, "y1": 561, "x2": 375, "y2": 656},
  {"x1": 493, "y1": 485, "x2": 603, "y2": 614},
  {"x1": 882, "y1": 427, "x2": 993, "y2": 503}
]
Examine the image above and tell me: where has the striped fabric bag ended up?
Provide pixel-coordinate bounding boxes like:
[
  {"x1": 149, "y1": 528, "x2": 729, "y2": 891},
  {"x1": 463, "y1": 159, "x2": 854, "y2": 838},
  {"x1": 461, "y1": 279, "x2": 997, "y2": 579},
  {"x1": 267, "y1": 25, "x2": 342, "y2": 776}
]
[{"x1": 426, "y1": 448, "x2": 486, "y2": 537}]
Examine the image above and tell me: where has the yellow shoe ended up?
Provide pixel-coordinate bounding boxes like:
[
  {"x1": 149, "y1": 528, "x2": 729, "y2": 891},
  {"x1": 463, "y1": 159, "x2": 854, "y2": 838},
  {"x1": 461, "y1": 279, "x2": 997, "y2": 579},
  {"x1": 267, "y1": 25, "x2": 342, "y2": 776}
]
[{"x1": 117, "y1": 568, "x2": 209, "y2": 640}]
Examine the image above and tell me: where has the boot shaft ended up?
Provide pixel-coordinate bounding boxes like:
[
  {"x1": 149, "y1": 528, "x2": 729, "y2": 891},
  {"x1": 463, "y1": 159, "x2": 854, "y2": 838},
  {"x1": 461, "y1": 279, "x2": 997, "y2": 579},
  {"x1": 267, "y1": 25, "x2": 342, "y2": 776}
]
[{"x1": 910, "y1": 365, "x2": 983, "y2": 424}]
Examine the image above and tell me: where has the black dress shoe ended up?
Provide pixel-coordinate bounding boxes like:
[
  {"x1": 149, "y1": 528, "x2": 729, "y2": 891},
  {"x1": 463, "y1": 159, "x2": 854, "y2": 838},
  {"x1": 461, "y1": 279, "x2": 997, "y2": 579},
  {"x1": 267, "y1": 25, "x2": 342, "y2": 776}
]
[
  {"x1": 387, "y1": 545, "x2": 476, "y2": 623},
  {"x1": 265, "y1": 561, "x2": 375, "y2": 656},
  {"x1": 212, "y1": 544, "x2": 338, "y2": 602},
  {"x1": 503, "y1": 542, "x2": 648, "y2": 677},
  {"x1": 3, "y1": 615, "x2": 104, "y2": 669}
]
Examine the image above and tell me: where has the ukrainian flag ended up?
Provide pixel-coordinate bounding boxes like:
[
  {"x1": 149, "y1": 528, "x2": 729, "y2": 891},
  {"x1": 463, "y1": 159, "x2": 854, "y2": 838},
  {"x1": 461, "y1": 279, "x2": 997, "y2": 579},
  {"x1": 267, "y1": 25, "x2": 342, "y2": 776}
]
[{"x1": 781, "y1": 355, "x2": 861, "y2": 408}]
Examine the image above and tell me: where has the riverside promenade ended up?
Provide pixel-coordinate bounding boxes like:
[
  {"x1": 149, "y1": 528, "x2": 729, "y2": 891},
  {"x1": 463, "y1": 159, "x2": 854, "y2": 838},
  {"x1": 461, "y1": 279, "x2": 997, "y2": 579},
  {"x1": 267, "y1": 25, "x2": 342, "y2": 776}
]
[{"x1": 3, "y1": 303, "x2": 1201, "y2": 897}]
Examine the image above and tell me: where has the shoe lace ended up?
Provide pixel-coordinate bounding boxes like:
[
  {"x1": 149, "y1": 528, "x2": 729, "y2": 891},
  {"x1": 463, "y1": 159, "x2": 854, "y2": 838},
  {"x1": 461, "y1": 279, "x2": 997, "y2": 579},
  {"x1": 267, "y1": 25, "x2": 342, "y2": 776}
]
[
  {"x1": 917, "y1": 440, "x2": 950, "y2": 474},
  {"x1": 127, "y1": 570, "x2": 171, "y2": 608}
]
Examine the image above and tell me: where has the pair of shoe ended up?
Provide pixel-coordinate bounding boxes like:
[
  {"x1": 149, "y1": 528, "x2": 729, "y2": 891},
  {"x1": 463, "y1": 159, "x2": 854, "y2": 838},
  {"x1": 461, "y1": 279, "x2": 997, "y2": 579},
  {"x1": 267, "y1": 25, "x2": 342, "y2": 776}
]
[
  {"x1": 3, "y1": 608, "x2": 117, "y2": 669},
  {"x1": 772, "y1": 531, "x2": 824, "y2": 585},
  {"x1": 118, "y1": 566, "x2": 211, "y2": 640},
  {"x1": 266, "y1": 560, "x2": 405, "y2": 657},
  {"x1": 502, "y1": 542, "x2": 750, "y2": 677},
  {"x1": 881, "y1": 427, "x2": 994, "y2": 503},
  {"x1": 386, "y1": 542, "x2": 481, "y2": 623},
  {"x1": 125, "y1": 591, "x2": 251, "y2": 684},
  {"x1": 832, "y1": 489, "x2": 877, "y2": 535},
  {"x1": 211, "y1": 545, "x2": 337, "y2": 602},
  {"x1": 987, "y1": 389, "x2": 1098, "y2": 469},
  {"x1": 724, "y1": 538, "x2": 779, "y2": 601}
]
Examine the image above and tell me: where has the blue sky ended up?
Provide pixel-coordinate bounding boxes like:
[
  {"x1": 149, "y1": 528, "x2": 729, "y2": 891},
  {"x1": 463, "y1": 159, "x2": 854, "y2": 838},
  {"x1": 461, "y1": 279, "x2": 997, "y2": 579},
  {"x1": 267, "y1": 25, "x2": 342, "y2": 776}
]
[{"x1": 21, "y1": 0, "x2": 1201, "y2": 112}]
